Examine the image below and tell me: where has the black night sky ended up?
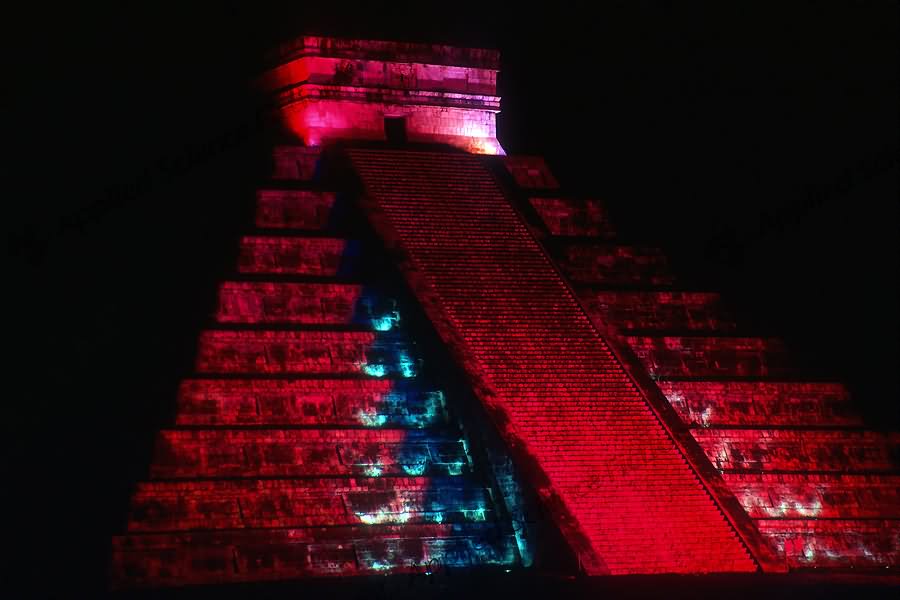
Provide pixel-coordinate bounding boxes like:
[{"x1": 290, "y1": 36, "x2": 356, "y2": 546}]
[{"x1": 5, "y1": 2, "x2": 898, "y2": 598}]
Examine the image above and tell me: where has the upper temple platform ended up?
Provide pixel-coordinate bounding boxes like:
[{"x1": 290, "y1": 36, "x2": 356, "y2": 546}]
[{"x1": 258, "y1": 35, "x2": 505, "y2": 154}]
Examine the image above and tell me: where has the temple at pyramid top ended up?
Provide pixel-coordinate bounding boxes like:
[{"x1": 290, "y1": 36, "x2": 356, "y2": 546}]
[{"x1": 258, "y1": 35, "x2": 505, "y2": 154}]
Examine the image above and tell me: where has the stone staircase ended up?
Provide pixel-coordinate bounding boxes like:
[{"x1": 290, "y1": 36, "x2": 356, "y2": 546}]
[{"x1": 346, "y1": 147, "x2": 762, "y2": 575}]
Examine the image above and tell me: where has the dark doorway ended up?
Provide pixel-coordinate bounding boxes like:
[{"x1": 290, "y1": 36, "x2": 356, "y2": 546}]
[{"x1": 384, "y1": 116, "x2": 407, "y2": 144}]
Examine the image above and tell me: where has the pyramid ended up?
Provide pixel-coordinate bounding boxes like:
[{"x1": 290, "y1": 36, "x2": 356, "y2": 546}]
[{"x1": 110, "y1": 35, "x2": 898, "y2": 589}]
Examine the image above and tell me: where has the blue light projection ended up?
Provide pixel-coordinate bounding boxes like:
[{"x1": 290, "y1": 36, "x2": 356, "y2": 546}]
[
  {"x1": 356, "y1": 292, "x2": 401, "y2": 331},
  {"x1": 357, "y1": 334, "x2": 420, "y2": 378},
  {"x1": 345, "y1": 287, "x2": 524, "y2": 571},
  {"x1": 397, "y1": 351, "x2": 418, "y2": 378},
  {"x1": 487, "y1": 453, "x2": 534, "y2": 567},
  {"x1": 353, "y1": 388, "x2": 445, "y2": 428},
  {"x1": 362, "y1": 363, "x2": 388, "y2": 377},
  {"x1": 446, "y1": 462, "x2": 465, "y2": 476},
  {"x1": 463, "y1": 508, "x2": 487, "y2": 521},
  {"x1": 372, "y1": 312, "x2": 400, "y2": 331},
  {"x1": 402, "y1": 462, "x2": 428, "y2": 476},
  {"x1": 357, "y1": 410, "x2": 389, "y2": 427},
  {"x1": 363, "y1": 465, "x2": 384, "y2": 477}
]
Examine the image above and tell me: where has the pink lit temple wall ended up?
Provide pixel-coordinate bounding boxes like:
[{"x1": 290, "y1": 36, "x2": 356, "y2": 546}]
[{"x1": 259, "y1": 36, "x2": 505, "y2": 154}]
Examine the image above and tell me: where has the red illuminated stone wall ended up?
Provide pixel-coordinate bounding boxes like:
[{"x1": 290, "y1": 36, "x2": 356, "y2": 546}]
[
  {"x1": 657, "y1": 381, "x2": 862, "y2": 427},
  {"x1": 259, "y1": 36, "x2": 504, "y2": 154},
  {"x1": 255, "y1": 190, "x2": 337, "y2": 229},
  {"x1": 280, "y1": 100, "x2": 503, "y2": 154},
  {"x1": 578, "y1": 291, "x2": 736, "y2": 333},
  {"x1": 722, "y1": 473, "x2": 900, "y2": 519},
  {"x1": 237, "y1": 236, "x2": 358, "y2": 275},
  {"x1": 216, "y1": 282, "x2": 363, "y2": 324},
  {"x1": 558, "y1": 243, "x2": 676, "y2": 286},
  {"x1": 501, "y1": 156, "x2": 559, "y2": 189},
  {"x1": 691, "y1": 429, "x2": 898, "y2": 472},
  {"x1": 624, "y1": 336, "x2": 791, "y2": 378},
  {"x1": 175, "y1": 379, "x2": 440, "y2": 426},
  {"x1": 271, "y1": 146, "x2": 321, "y2": 180},
  {"x1": 528, "y1": 197, "x2": 616, "y2": 238}
]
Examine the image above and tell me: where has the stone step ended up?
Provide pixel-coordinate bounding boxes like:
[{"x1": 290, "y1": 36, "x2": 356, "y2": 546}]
[
  {"x1": 126, "y1": 477, "x2": 495, "y2": 532},
  {"x1": 755, "y1": 519, "x2": 899, "y2": 569},
  {"x1": 692, "y1": 428, "x2": 899, "y2": 473},
  {"x1": 175, "y1": 378, "x2": 447, "y2": 428},
  {"x1": 215, "y1": 281, "x2": 400, "y2": 328},
  {"x1": 578, "y1": 290, "x2": 737, "y2": 333},
  {"x1": 657, "y1": 381, "x2": 862, "y2": 427},
  {"x1": 500, "y1": 155, "x2": 559, "y2": 189},
  {"x1": 150, "y1": 428, "x2": 473, "y2": 479},
  {"x1": 528, "y1": 197, "x2": 615, "y2": 238},
  {"x1": 237, "y1": 235, "x2": 360, "y2": 276},
  {"x1": 625, "y1": 335, "x2": 793, "y2": 379},
  {"x1": 255, "y1": 189, "x2": 339, "y2": 230},
  {"x1": 111, "y1": 523, "x2": 519, "y2": 587},
  {"x1": 557, "y1": 242, "x2": 676, "y2": 286},
  {"x1": 195, "y1": 329, "x2": 420, "y2": 377},
  {"x1": 722, "y1": 473, "x2": 900, "y2": 519},
  {"x1": 271, "y1": 145, "x2": 322, "y2": 181}
]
